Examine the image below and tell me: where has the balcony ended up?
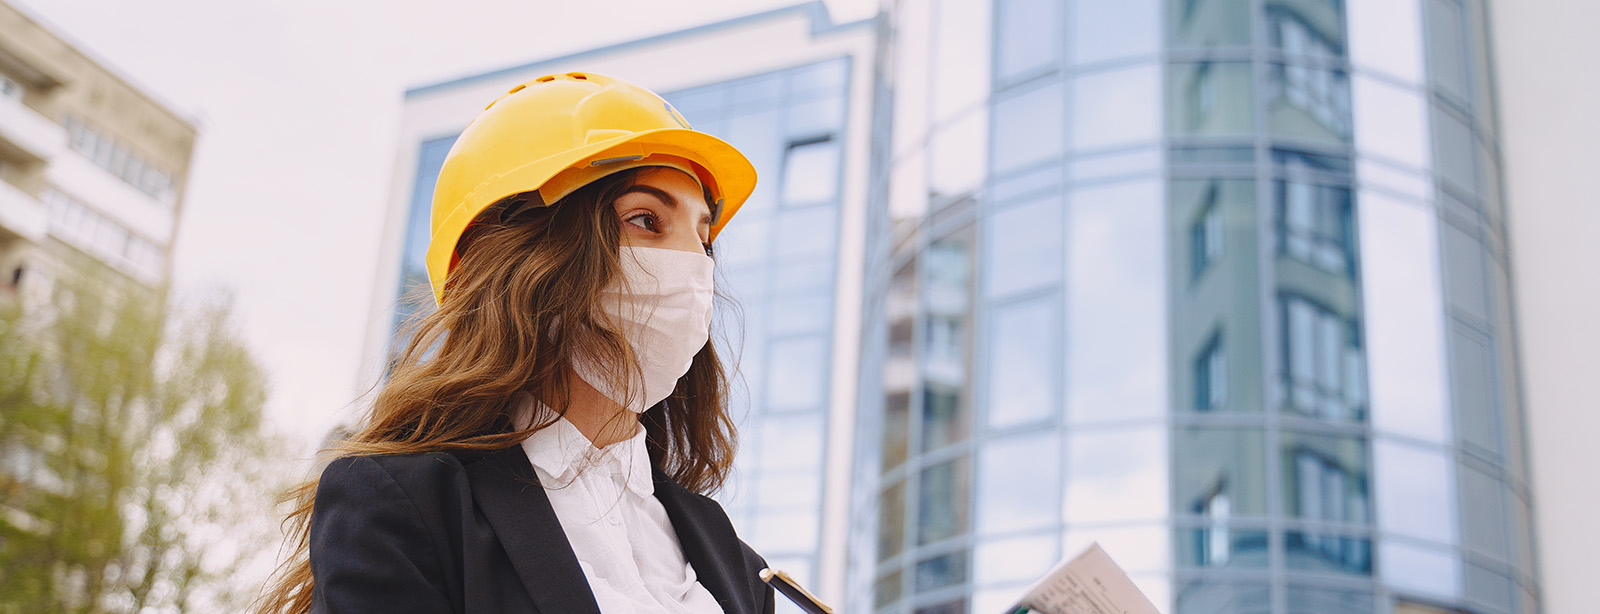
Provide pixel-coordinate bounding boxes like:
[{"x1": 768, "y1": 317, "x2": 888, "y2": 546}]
[
  {"x1": 0, "y1": 95, "x2": 66, "y2": 163},
  {"x1": 0, "y1": 178, "x2": 46, "y2": 242}
]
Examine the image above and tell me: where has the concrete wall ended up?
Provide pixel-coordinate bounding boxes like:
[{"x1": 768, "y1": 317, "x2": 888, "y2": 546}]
[{"x1": 1487, "y1": 1, "x2": 1600, "y2": 612}]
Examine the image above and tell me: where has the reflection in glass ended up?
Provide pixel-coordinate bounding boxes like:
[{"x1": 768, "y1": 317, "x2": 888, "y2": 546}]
[
  {"x1": 1285, "y1": 585, "x2": 1375, "y2": 614},
  {"x1": 1178, "y1": 526, "x2": 1268, "y2": 569},
  {"x1": 1065, "y1": 181, "x2": 1166, "y2": 423},
  {"x1": 986, "y1": 195, "x2": 1063, "y2": 298},
  {"x1": 1279, "y1": 295, "x2": 1365, "y2": 423},
  {"x1": 766, "y1": 336, "x2": 828, "y2": 412},
  {"x1": 769, "y1": 293, "x2": 830, "y2": 336},
  {"x1": 1072, "y1": 0, "x2": 1158, "y2": 64},
  {"x1": 883, "y1": 392, "x2": 910, "y2": 471},
  {"x1": 790, "y1": 57, "x2": 848, "y2": 98},
  {"x1": 1450, "y1": 326, "x2": 1500, "y2": 455},
  {"x1": 1281, "y1": 431, "x2": 1369, "y2": 525},
  {"x1": 873, "y1": 570, "x2": 903, "y2": 608},
  {"x1": 1459, "y1": 465, "x2": 1509, "y2": 561},
  {"x1": 1276, "y1": 175, "x2": 1354, "y2": 276},
  {"x1": 1346, "y1": 0, "x2": 1425, "y2": 82},
  {"x1": 1266, "y1": 0, "x2": 1346, "y2": 56},
  {"x1": 1372, "y1": 439, "x2": 1457, "y2": 544},
  {"x1": 1194, "y1": 334, "x2": 1226, "y2": 411},
  {"x1": 1379, "y1": 541, "x2": 1460, "y2": 597},
  {"x1": 1072, "y1": 65, "x2": 1162, "y2": 151},
  {"x1": 755, "y1": 467, "x2": 821, "y2": 510},
  {"x1": 1168, "y1": 62, "x2": 1255, "y2": 137},
  {"x1": 786, "y1": 93, "x2": 845, "y2": 139},
  {"x1": 986, "y1": 297, "x2": 1057, "y2": 429},
  {"x1": 929, "y1": 109, "x2": 989, "y2": 198},
  {"x1": 726, "y1": 109, "x2": 784, "y2": 215},
  {"x1": 994, "y1": 0, "x2": 1059, "y2": 82},
  {"x1": 918, "y1": 456, "x2": 971, "y2": 544},
  {"x1": 912, "y1": 598, "x2": 967, "y2": 614},
  {"x1": 978, "y1": 432, "x2": 1060, "y2": 534},
  {"x1": 1268, "y1": 63, "x2": 1352, "y2": 143},
  {"x1": 1432, "y1": 108, "x2": 1477, "y2": 193},
  {"x1": 914, "y1": 550, "x2": 968, "y2": 592},
  {"x1": 1065, "y1": 428, "x2": 1168, "y2": 523},
  {"x1": 878, "y1": 480, "x2": 906, "y2": 562},
  {"x1": 1359, "y1": 193, "x2": 1450, "y2": 442},
  {"x1": 750, "y1": 508, "x2": 819, "y2": 552},
  {"x1": 1285, "y1": 532, "x2": 1372, "y2": 575},
  {"x1": 758, "y1": 414, "x2": 824, "y2": 470},
  {"x1": 991, "y1": 80, "x2": 1065, "y2": 173},
  {"x1": 1352, "y1": 75, "x2": 1431, "y2": 169},
  {"x1": 974, "y1": 535, "x2": 1058, "y2": 584},
  {"x1": 776, "y1": 205, "x2": 838, "y2": 259},
  {"x1": 1175, "y1": 580, "x2": 1270, "y2": 614},
  {"x1": 1167, "y1": 0, "x2": 1251, "y2": 48},
  {"x1": 1175, "y1": 427, "x2": 1267, "y2": 517},
  {"x1": 1425, "y1": 0, "x2": 1470, "y2": 100},
  {"x1": 781, "y1": 137, "x2": 841, "y2": 206}
]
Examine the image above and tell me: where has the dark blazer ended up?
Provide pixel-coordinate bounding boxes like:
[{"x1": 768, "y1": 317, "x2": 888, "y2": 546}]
[{"x1": 308, "y1": 445, "x2": 774, "y2": 614}]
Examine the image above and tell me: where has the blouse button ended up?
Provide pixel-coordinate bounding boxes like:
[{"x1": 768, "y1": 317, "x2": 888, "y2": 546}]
[{"x1": 607, "y1": 514, "x2": 621, "y2": 526}]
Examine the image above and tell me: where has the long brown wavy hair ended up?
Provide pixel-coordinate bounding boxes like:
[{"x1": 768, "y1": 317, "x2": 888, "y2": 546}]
[{"x1": 254, "y1": 168, "x2": 738, "y2": 614}]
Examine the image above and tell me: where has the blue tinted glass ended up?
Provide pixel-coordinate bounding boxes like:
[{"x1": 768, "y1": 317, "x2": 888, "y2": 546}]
[
  {"x1": 991, "y1": 80, "x2": 1065, "y2": 173},
  {"x1": 1281, "y1": 432, "x2": 1370, "y2": 525},
  {"x1": 977, "y1": 431, "x2": 1060, "y2": 534},
  {"x1": 1174, "y1": 427, "x2": 1268, "y2": 516},
  {"x1": 1065, "y1": 181, "x2": 1166, "y2": 423},
  {"x1": 1072, "y1": 0, "x2": 1159, "y2": 64},
  {"x1": 1285, "y1": 585, "x2": 1373, "y2": 614},
  {"x1": 1064, "y1": 427, "x2": 1168, "y2": 523},
  {"x1": 1285, "y1": 532, "x2": 1372, "y2": 575},
  {"x1": 1175, "y1": 580, "x2": 1269, "y2": 614},
  {"x1": 789, "y1": 57, "x2": 848, "y2": 98},
  {"x1": 918, "y1": 456, "x2": 971, "y2": 544},
  {"x1": 775, "y1": 205, "x2": 839, "y2": 259},
  {"x1": 781, "y1": 139, "x2": 842, "y2": 206},
  {"x1": 986, "y1": 297, "x2": 1057, "y2": 429},
  {"x1": 1177, "y1": 528, "x2": 1269, "y2": 569},
  {"x1": 1071, "y1": 65, "x2": 1162, "y2": 150},
  {"x1": 1379, "y1": 542, "x2": 1460, "y2": 597},
  {"x1": 766, "y1": 335, "x2": 829, "y2": 412},
  {"x1": 786, "y1": 93, "x2": 846, "y2": 139},
  {"x1": 985, "y1": 194, "x2": 1063, "y2": 298},
  {"x1": 995, "y1": 0, "x2": 1060, "y2": 82},
  {"x1": 1372, "y1": 439, "x2": 1456, "y2": 544}
]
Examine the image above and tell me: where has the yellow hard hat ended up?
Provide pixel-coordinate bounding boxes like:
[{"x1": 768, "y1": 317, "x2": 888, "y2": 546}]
[{"x1": 426, "y1": 71, "x2": 757, "y2": 303}]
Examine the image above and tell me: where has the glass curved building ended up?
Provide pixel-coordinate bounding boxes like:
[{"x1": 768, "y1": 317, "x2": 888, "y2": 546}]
[{"x1": 849, "y1": 1, "x2": 1536, "y2": 613}]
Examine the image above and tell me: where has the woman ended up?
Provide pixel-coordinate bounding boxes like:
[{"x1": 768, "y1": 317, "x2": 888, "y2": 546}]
[{"x1": 257, "y1": 72, "x2": 770, "y2": 614}]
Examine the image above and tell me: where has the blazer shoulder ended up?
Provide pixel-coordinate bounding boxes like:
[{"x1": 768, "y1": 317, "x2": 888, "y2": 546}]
[{"x1": 319, "y1": 451, "x2": 472, "y2": 500}]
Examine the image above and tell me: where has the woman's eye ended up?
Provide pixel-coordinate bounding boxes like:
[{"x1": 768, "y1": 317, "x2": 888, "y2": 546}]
[{"x1": 625, "y1": 213, "x2": 658, "y2": 232}]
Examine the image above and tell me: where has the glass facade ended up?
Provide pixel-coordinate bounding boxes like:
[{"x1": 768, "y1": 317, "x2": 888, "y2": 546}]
[{"x1": 853, "y1": 0, "x2": 1533, "y2": 613}]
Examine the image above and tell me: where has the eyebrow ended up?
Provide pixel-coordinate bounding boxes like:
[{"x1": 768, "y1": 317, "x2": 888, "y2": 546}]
[{"x1": 620, "y1": 185, "x2": 714, "y2": 228}]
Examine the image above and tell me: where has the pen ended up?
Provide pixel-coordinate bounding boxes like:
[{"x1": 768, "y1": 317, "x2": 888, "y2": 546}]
[{"x1": 759, "y1": 568, "x2": 833, "y2": 614}]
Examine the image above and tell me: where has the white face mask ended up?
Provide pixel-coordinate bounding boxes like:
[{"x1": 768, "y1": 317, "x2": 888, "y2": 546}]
[{"x1": 573, "y1": 246, "x2": 715, "y2": 413}]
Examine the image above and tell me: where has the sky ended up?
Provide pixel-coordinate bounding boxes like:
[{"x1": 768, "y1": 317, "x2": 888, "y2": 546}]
[{"x1": 16, "y1": 0, "x2": 875, "y2": 450}]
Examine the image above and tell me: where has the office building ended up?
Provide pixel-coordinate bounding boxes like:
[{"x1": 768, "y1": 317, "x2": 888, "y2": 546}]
[
  {"x1": 854, "y1": 1, "x2": 1534, "y2": 614},
  {"x1": 361, "y1": 4, "x2": 876, "y2": 608},
  {"x1": 0, "y1": 0, "x2": 193, "y2": 302},
  {"x1": 370, "y1": 1, "x2": 1544, "y2": 613}
]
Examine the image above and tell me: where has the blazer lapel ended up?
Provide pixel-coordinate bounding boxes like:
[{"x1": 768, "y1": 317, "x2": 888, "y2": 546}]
[
  {"x1": 464, "y1": 446, "x2": 601, "y2": 614},
  {"x1": 653, "y1": 468, "x2": 759, "y2": 614}
]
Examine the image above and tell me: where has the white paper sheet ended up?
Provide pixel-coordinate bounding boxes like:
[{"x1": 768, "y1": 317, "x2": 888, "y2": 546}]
[{"x1": 1004, "y1": 543, "x2": 1161, "y2": 614}]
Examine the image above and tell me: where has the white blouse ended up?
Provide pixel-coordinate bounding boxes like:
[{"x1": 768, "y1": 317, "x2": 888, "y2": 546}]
[{"x1": 518, "y1": 398, "x2": 725, "y2": 614}]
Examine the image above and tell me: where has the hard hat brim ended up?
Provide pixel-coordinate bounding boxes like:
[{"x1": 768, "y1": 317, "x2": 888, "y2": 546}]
[{"x1": 425, "y1": 127, "x2": 756, "y2": 302}]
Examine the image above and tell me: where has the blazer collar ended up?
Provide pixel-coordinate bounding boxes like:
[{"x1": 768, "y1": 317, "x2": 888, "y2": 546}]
[
  {"x1": 651, "y1": 466, "x2": 760, "y2": 614},
  {"x1": 463, "y1": 446, "x2": 601, "y2": 614},
  {"x1": 466, "y1": 446, "x2": 759, "y2": 614}
]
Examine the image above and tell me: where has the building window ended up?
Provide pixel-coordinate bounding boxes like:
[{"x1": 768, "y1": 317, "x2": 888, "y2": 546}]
[
  {"x1": 1190, "y1": 184, "x2": 1224, "y2": 280},
  {"x1": 1201, "y1": 490, "x2": 1231, "y2": 565},
  {"x1": 1281, "y1": 295, "x2": 1365, "y2": 422},
  {"x1": 779, "y1": 136, "x2": 840, "y2": 206},
  {"x1": 1195, "y1": 332, "x2": 1226, "y2": 411},
  {"x1": 42, "y1": 188, "x2": 165, "y2": 280},
  {"x1": 1279, "y1": 178, "x2": 1353, "y2": 274},
  {"x1": 62, "y1": 116, "x2": 179, "y2": 205}
]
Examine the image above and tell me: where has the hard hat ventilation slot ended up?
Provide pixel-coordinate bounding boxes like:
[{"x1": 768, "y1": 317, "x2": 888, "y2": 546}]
[
  {"x1": 535, "y1": 75, "x2": 555, "y2": 83},
  {"x1": 568, "y1": 72, "x2": 589, "y2": 80},
  {"x1": 508, "y1": 84, "x2": 526, "y2": 94}
]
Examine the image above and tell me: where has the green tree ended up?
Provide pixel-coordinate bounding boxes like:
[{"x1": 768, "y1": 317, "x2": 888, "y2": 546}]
[{"x1": 0, "y1": 274, "x2": 284, "y2": 612}]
